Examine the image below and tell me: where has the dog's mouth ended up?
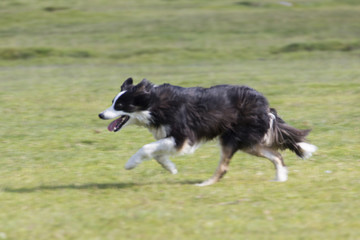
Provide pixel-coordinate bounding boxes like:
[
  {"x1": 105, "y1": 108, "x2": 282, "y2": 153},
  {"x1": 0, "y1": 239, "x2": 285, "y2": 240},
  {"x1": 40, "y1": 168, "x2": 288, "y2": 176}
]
[{"x1": 107, "y1": 115, "x2": 130, "y2": 132}]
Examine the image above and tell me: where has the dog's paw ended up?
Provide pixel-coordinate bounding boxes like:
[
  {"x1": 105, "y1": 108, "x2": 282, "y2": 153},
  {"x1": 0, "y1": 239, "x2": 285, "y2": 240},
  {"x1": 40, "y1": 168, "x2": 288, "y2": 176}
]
[
  {"x1": 169, "y1": 168, "x2": 178, "y2": 174},
  {"x1": 270, "y1": 175, "x2": 288, "y2": 182},
  {"x1": 273, "y1": 166, "x2": 288, "y2": 182},
  {"x1": 195, "y1": 179, "x2": 217, "y2": 187},
  {"x1": 124, "y1": 160, "x2": 138, "y2": 170}
]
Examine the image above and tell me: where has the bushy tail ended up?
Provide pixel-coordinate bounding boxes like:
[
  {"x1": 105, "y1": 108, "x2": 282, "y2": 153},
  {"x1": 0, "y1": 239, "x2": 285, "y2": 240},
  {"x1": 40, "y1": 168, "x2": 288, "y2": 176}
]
[{"x1": 269, "y1": 108, "x2": 317, "y2": 159}]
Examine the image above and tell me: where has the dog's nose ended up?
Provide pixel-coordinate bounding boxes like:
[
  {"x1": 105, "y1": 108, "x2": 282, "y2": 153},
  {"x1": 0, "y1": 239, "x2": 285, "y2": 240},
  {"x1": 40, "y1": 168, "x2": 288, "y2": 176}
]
[{"x1": 99, "y1": 113, "x2": 105, "y2": 119}]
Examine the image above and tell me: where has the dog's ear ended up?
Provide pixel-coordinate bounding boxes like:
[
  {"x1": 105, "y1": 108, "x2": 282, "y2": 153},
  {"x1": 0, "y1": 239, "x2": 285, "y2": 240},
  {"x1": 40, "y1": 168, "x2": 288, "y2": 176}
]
[
  {"x1": 135, "y1": 79, "x2": 153, "y2": 93},
  {"x1": 121, "y1": 77, "x2": 133, "y2": 91},
  {"x1": 133, "y1": 79, "x2": 152, "y2": 109}
]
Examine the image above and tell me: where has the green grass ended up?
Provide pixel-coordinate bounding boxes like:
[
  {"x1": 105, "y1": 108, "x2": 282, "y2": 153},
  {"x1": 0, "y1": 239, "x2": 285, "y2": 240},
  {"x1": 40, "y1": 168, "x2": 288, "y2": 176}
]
[
  {"x1": 274, "y1": 41, "x2": 360, "y2": 53},
  {"x1": 0, "y1": 0, "x2": 359, "y2": 239},
  {"x1": 0, "y1": 47, "x2": 93, "y2": 60}
]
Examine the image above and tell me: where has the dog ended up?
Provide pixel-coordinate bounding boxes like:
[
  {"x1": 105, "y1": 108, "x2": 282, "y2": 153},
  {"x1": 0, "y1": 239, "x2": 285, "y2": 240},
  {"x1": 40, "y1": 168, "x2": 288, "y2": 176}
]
[{"x1": 99, "y1": 78, "x2": 317, "y2": 186}]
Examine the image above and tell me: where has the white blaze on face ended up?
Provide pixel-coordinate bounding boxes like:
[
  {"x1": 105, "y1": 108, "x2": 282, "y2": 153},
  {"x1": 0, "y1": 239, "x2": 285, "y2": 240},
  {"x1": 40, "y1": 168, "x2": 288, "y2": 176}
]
[
  {"x1": 100, "y1": 89, "x2": 152, "y2": 132},
  {"x1": 101, "y1": 91, "x2": 127, "y2": 119}
]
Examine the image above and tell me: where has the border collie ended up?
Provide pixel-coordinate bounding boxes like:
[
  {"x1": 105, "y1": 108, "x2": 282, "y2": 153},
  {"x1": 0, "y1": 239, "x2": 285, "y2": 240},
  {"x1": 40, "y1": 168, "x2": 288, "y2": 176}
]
[{"x1": 99, "y1": 78, "x2": 317, "y2": 186}]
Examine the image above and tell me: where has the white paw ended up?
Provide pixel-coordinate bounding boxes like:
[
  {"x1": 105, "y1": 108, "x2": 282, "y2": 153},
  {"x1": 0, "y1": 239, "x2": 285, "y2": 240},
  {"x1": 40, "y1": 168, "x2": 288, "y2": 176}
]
[
  {"x1": 124, "y1": 159, "x2": 138, "y2": 170},
  {"x1": 195, "y1": 179, "x2": 216, "y2": 187},
  {"x1": 170, "y1": 168, "x2": 178, "y2": 174},
  {"x1": 270, "y1": 167, "x2": 288, "y2": 182},
  {"x1": 273, "y1": 167, "x2": 288, "y2": 182}
]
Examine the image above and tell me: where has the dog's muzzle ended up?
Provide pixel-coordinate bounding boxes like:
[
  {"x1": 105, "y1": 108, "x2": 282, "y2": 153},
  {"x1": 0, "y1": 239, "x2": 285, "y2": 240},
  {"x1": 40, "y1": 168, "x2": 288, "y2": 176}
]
[
  {"x1": 99, "y1": 113, "x2": 106, "y2": 119},
  {"x1": 98, "y1": 112, "x2": 130, "y2": 132}
]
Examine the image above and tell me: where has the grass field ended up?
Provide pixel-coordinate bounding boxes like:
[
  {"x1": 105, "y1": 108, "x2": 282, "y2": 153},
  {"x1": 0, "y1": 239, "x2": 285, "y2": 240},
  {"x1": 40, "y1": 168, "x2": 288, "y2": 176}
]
[{"x1": 0, "y1": 0, "x2": 359, "y2": 239}]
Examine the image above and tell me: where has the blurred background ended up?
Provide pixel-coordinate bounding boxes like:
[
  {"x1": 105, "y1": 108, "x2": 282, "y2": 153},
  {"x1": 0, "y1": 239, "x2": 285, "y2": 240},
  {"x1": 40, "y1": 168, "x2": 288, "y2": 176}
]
[{"x1": 0, "y1": 0, "x2": 359, "y2": 239}]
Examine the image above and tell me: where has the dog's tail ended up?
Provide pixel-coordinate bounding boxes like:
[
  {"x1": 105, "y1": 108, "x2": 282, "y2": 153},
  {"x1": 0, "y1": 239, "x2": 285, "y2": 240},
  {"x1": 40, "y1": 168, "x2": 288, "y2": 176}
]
[{"x1": 267, "y1": 108, "x2": 317, "y2": 159}]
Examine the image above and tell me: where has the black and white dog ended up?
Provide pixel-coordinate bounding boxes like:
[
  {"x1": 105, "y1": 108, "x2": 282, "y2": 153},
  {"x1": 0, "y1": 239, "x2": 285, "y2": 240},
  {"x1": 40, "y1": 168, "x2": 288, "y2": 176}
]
[{"x1": 99, "y1": 78, "x2": 317, "y2": 186}]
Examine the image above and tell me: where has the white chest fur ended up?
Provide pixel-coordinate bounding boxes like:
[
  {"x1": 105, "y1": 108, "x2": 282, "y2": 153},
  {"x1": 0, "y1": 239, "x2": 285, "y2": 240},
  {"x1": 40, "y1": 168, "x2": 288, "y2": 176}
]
[{"x1": 148, "y1": 125, "x2": 169, "y2": 140}]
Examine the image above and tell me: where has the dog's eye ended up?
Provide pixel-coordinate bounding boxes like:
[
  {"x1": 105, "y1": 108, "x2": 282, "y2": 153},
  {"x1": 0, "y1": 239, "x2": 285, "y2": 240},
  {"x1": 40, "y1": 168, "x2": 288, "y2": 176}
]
[{"x1": 114, "y1": 103, "x2": 123, "y2": 110}]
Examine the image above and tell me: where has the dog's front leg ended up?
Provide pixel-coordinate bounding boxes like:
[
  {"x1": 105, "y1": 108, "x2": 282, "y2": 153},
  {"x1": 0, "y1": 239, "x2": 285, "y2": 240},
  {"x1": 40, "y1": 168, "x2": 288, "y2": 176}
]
[
  {"x1": 154, "y1": 155, "x2": 178, "y2": 174},
  {"x1": 125, "y1": 137, "x2": 177, "y2": 170}
]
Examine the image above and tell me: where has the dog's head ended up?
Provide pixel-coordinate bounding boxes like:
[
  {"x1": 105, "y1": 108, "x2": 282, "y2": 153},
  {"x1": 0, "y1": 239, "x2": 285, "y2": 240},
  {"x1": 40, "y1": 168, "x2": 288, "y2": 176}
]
[{"x1": 99, "y1": 78, "x2": 153, "y2": 132}]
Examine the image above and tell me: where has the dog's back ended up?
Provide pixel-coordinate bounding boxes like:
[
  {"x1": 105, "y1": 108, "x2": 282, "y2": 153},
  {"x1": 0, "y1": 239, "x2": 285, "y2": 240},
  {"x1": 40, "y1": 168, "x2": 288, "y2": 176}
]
[{"x1": 149, "y1": 84, "x2": 271, "y2": 149}]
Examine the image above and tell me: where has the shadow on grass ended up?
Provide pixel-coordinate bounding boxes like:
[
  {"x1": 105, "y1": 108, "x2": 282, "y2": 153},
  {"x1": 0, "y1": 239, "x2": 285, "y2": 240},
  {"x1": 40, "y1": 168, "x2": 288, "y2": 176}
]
[
  {"x1": 3, "y1": 180, "x2": 203, "y2": 193},
  {"x1": 3, "y1": 182, "x2": 137, "y2": 193}
]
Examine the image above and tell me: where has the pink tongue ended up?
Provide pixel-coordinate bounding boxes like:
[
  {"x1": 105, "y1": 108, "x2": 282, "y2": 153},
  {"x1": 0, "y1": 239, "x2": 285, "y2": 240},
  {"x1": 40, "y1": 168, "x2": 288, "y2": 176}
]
[{"x1": 107, "y1": 118, "x2": 122, "y2": 132}]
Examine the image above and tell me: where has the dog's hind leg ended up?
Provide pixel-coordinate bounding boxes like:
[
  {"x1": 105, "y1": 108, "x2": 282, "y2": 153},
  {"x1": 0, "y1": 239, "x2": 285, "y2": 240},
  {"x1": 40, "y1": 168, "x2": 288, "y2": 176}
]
[
  {"x1": 154, "y1": 155, "x2": 178, "y2": 174},
  {"x1": 125, "y1": 137, "x2": 177, "y2": 170},
  {"x1": 246, "y1": 146, "x2": 288, "y2": 182},
  {"x1": 196, "y1": 145, "x2": 236, "y2": 187}
]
